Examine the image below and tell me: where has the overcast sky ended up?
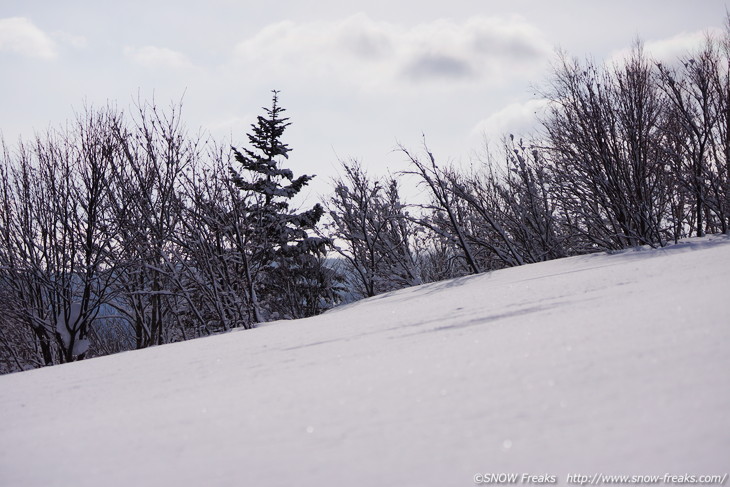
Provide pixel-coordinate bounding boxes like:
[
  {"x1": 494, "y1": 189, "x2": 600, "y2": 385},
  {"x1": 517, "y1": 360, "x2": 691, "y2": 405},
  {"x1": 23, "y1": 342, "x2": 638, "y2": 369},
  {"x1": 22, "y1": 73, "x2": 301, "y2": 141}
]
[{"x1": 0, "y1": 1, "x2": 727, "y2": 200}]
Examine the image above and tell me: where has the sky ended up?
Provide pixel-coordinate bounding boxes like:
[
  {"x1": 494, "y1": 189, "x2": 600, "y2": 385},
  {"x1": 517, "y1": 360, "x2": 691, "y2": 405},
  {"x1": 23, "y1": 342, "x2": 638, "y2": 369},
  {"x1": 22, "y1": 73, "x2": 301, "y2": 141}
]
[{"x1": 0, "y1": 1, "x2": 727, "y2": 201}]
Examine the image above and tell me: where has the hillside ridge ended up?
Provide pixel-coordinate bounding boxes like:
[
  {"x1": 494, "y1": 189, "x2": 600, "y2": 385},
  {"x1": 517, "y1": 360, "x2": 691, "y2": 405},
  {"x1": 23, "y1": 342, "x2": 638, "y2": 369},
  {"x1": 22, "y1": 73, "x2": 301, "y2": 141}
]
[{"x1": 1, "y1": 235, "x2": 728, "y2": 487}]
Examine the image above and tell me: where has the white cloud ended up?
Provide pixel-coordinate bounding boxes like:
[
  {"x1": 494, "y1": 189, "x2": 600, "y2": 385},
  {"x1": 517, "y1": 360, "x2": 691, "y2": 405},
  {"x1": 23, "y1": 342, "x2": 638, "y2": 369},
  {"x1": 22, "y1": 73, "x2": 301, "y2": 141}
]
[
  {"x1": 472, "y1": 98, "x2": 550, "y2": 139},
  {"x1": 608, "y1": 28, "x2": 723, "y2": 65},
  {"x1": 0, "y1": 17, "x2": 56, "y2": 59},
  {"x1": 399, "y1": 16, "x2": 550, "y2": 81},
  {"x1": 53, "y1": 31, "x2": 87, "y2": 49},
  {"x1": 124, "y1": 45, "x2": 193, "y2": 69},
  {"x1": 231, "y1": 13, "x2": 551, "y2": 90}
]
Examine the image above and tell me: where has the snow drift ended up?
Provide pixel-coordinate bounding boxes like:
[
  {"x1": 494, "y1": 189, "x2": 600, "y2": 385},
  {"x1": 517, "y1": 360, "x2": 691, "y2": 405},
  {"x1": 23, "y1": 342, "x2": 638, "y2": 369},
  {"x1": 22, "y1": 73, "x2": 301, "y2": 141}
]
[{"x1": 1, "y1": 235, "x2": 729, "y2": 486}]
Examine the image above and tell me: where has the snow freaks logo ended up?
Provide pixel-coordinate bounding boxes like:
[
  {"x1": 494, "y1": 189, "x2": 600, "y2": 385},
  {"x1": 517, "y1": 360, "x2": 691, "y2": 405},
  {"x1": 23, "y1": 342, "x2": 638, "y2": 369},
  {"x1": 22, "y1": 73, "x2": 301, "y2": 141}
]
[
  {"x1": 474, "y1": 473, "x2": 557, "y2": 484},
  {"x1": 473, "y1": 473, "x2": 729, "y2": 485}
]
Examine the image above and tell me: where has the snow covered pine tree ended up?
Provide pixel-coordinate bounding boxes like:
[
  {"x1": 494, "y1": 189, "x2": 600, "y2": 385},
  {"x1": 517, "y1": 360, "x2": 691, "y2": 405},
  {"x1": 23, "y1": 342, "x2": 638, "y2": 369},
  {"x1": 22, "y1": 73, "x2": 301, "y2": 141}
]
[{"x1": 229, "y1": 91, "x2": 337, "y2": 322}]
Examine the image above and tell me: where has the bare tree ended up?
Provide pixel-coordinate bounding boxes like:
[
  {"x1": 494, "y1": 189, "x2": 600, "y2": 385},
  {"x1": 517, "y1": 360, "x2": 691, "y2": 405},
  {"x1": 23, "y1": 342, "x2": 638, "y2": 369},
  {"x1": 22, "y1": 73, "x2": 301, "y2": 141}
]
[
  {"x1": 0, "y1": 106, "x2": 124, "y2": 366},
  {"x1": 400, "y1": 143, "x2": 482, "y2": 274},
  {"x1": 327, "y1": 159, "x2": 422, "y2": 298},
  {"x1": 658, "y1": 31, "x2": 730, "y2": 236},
  {"x1": 109, "y1": 98, "x2": 199, "y2": 347},
  {"x1": 174, "y1": 144, "x2": 257, "y2": 332},
  {"x1": 447, "y1": 137, "x2": 567, "y2": 267},
  {"x1": 542, "y1": 45, "x2": 672, "y2": 249}
]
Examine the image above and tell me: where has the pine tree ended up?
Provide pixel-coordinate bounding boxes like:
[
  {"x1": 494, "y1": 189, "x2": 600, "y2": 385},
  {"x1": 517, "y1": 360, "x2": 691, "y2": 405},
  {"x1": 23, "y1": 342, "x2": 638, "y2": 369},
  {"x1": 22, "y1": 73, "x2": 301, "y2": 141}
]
[{"x1": 229, "y1": 91, "x2": 334, "y2": 322}]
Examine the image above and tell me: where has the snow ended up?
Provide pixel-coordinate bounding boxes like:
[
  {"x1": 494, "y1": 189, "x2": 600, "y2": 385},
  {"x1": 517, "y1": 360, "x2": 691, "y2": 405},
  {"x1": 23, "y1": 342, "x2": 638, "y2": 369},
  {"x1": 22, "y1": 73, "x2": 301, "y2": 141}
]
[
  {"x1": 55, "y1": 302, "x2": 90, "y2": 356},
  {"x1": 1, "y1": 235, "x2": 729, "y2": 486}
]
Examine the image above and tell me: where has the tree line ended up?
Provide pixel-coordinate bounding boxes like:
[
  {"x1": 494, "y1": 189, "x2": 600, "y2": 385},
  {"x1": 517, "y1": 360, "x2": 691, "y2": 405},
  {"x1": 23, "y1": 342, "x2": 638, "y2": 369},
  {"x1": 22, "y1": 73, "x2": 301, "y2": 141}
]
[
  {"x1": 328, "y1": 33, "x2": 729, "y2": 299},
  {"x1": 1, "y1": 27, "x2": 728, "y2": 374},
  {"x1": 0, "y1": 93, "x2": 339, "y2": 373}
]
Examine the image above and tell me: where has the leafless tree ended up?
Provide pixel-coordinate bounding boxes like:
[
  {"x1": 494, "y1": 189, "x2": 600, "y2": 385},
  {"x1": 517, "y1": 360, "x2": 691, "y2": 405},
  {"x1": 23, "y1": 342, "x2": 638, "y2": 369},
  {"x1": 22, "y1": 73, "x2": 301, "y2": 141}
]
[
  {"x1": 400, "y1": 143, "x2": 482, "y2": 275},
  {"x1": 174, "y1": 144, "x2": 257, "y2": 332},
  {"x1": 109, "y1": 98, "x2": 200, "y2": 347},
  {"x1": 327, "y1": 159, "x2": 422, "y2": 298},
  {"x1": 542, "y1": 45, "x2": 673, "y2": 249},
  {"x1": 658, "y1": 29, "x2": 730, "y2": 236},
  {"x1": 448, "y1": 137, "x2": 567, "y2": 267},
  {"x1": 0, "y1": 106, "x2": 123, "y2": 366}
]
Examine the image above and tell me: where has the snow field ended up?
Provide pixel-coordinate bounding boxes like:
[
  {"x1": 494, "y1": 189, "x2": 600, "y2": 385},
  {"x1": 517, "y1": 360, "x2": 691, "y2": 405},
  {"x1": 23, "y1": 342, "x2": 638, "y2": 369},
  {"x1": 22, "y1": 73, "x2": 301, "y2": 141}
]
[{"x1": 0, "y1": 235, "x2": 728, "y2": 486}]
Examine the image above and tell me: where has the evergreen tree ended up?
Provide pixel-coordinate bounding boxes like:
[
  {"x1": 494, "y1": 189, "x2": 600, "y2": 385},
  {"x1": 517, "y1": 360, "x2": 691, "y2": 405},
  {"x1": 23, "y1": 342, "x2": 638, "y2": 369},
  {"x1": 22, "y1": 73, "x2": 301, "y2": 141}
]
[{"x1": 229, "y1": 91, "x2": 335, "y2": 322}]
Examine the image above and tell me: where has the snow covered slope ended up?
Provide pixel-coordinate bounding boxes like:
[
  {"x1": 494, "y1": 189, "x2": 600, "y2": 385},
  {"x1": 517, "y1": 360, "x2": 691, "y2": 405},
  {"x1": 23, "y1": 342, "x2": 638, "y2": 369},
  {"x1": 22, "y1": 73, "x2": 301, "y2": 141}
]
[{"x1": 1, "y1": 236, "x2": 729, "y2": 487}]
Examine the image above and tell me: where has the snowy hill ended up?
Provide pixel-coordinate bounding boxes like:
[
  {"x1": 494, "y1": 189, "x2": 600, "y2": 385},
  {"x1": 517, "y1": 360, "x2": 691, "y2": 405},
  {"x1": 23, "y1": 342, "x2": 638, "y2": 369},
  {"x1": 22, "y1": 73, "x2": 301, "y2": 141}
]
[{"x1": 1, "y1": 236, "x2": 729, "y2": 487}]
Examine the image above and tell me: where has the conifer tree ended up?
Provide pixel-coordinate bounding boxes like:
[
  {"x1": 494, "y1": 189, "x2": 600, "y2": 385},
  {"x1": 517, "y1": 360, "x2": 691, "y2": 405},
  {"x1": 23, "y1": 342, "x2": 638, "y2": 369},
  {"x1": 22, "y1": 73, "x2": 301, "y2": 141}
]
[{"x1": 229, "y1": 91, "x2": 333, "y2": 322}]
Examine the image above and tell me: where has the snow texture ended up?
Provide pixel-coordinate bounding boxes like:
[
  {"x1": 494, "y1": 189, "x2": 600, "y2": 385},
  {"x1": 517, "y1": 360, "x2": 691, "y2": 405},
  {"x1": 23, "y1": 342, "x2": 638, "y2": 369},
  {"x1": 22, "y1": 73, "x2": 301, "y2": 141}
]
[
  {"x1": 55, "y1": 302, "x2": 90, "y2": 356},
  {"x1": 1, "y1": 235, "x2": 729, "y2": 486}
]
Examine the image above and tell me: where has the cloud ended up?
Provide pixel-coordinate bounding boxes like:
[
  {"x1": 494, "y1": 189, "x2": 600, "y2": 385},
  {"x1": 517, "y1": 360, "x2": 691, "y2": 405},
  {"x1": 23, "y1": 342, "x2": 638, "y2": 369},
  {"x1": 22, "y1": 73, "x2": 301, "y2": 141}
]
[
  {"x1": 472, "y1": 98, "x2": 550, "y2": 139},
  {"x1": 609, "y1": 28, "x2": 724, "y2": 65},
  {"x1": 0, "y1": 17, "x2": 56, "y2": 59},
  {"x1": 124, "y1": 45, "x2": 193, "y2": 69},
  {"x1": 399, "y1": 16, "x2": 550, "y2": 81},
  {"x1": 231, "y1": 14, "x2": 551, "y2": 90},
  {"x1": 53, "y1": 31, "x2": 87, "y2": 49},
  {"x1": 403, "y1": 53, "x2": 474, "y2": 80},
  {"x1": 336, "y1": 16, "x2": 393, "y2": 60}
]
